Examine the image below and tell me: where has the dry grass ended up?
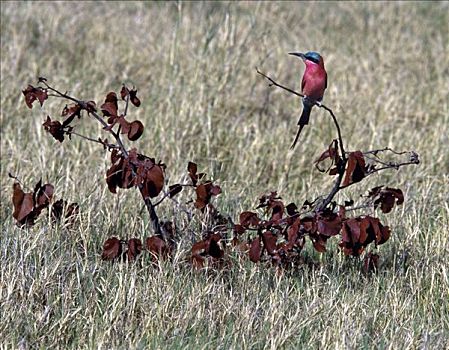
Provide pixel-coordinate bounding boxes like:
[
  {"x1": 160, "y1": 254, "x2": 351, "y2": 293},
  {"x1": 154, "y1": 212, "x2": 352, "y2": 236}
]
[{"x1": 1, "y1": 2, "x2": 448, "y2": 349}]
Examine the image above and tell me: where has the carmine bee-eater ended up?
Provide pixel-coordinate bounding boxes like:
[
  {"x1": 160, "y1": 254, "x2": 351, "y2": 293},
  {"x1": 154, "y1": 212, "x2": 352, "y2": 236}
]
[{"x1": 289, "y1": 51, "x2": 327, "y2": 149}]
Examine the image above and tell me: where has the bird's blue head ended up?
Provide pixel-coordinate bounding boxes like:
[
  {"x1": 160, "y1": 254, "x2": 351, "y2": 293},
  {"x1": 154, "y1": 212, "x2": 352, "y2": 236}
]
[{"x1": 289, "y1": 51, "x2": 323, "y2": 65}]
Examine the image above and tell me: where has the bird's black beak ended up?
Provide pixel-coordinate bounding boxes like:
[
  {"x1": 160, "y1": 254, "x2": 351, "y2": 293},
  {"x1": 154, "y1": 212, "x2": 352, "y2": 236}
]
[{"x1": 289, "y1": 52, "x2": 306, "y2": 60}]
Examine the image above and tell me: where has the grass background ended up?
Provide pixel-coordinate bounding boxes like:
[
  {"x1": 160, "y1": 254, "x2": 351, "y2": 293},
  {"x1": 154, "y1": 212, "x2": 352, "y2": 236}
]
[{"x1": 1, "y1": 1, "x2": 448, "y2": 349}]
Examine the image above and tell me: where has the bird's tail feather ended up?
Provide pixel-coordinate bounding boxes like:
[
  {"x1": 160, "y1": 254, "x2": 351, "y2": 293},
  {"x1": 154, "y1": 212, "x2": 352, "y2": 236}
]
[
  {"x1": 290, "y1": 124, "x2": 305, "y2": 149},
  {"x1": 290, "y1": 101, "x2": 313, "y2": 149},
  {"x1": 298, "y1": 102, "x2": 312, "y2": 126}
]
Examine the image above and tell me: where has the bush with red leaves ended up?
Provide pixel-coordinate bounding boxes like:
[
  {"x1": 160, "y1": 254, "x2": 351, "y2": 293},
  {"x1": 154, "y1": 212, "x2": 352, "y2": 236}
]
[{"x1": 18, "y1": 76, "x2": 419, "y2": 273}]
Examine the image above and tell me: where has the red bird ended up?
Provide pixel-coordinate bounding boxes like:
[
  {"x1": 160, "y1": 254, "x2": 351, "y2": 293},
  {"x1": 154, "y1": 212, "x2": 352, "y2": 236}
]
[{"x1": 289, "y1": 51, "x2": 327, "y2": 149}]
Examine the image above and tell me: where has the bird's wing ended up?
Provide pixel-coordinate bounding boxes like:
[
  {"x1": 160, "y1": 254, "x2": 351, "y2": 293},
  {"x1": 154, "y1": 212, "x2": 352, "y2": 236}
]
[{"x1": 301, "y1": 74, "x2": 306, "y2": 93}]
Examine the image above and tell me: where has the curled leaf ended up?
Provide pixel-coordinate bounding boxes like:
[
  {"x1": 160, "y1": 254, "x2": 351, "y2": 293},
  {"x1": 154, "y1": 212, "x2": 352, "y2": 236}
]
[
  {"x1": 22, "y1": 85, "x2": 48, "y2": 109},
  {"x1": 43, "y1": 116, "x2": 65, "y2": 142},
  {"x1": 343, "y1": 151, "x2": 366, "y2": 187},
  {"x1": 129, "y1": 88, "x2": 141, "y2": 107},
  {"x1": 101, "y1": 92, "x2": 118, "y2": 117}
]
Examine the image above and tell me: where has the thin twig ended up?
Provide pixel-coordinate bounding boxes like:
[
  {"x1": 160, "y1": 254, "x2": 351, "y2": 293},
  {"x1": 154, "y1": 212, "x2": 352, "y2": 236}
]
[
  {"x1": 69, "y1": 131, "x2": 119, "y2": 149},
  {"x1": 153, "y1": 184, "x2": 194, "y2": 207}
]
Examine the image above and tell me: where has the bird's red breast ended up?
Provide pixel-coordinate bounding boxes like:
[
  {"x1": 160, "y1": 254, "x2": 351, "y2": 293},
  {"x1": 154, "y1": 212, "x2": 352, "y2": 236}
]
[{"x1": 301, "y1": 60, "x2": 327, "y2": 101}]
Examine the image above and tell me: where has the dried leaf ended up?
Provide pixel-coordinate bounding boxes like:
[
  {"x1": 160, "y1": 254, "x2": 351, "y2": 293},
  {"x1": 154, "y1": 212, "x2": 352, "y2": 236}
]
[
  {"x1": 102, "y1": 237, "x2": 122, "y2": 260},
  {"x1": 127, "y1": 238, "x2": 143, "y2": 261},
  {"x1": 43, "y1": 116, "x2": 65, "y2": 142},
  {"x1": 317, "y1": 210, "x2": 342, "y2": 236},
  {"x1": 129, "y1": 88, "x2": 141, "y2": 107},
  {"x1": 249, "y1": 237, "x2": 261, "y2": 263},
  {"x1": 239, "y1": 211, "x2": 260, "y2": 227},
  {"x1": 195, "y1": 182, "x2": 221, "y2": 210},
  {"x1": 100, "y1": 92, "x2": 118, "y2": 117},
  {"x1": 127, "y1": 120, "x2": 144, "y2": 141},
  {"x1": 312, "y1": 239, "x2": 327, "y2": 253},
  {"x1": 12, "y1": 183, "x2": 33, "y2": 223},
  {"x1": 146, "y1": 236, "x2": 170, "y2": 260},
  {"x1": 61, "y1": 103, "x2": 82, "y2": 127},
  {"x1": 343, "y1": 151, "x2": 366, "y2": 187},
  {"x1": 168, "y1": 184, "x2": 183, "y2": 198},
  {"x1": 262, "y1": 232, "x2": 278, "y2": 255},
  {"x1": 22, "y1": 85, "x2": 48, "y2": 109},
  {"x1": 371, "y1": 187, "x2": 404, "y2": 213},
  {"x1": 315, "y1": 140, "x2": 340, "y2": 173},
  {"x1": 141, "y1": 163, "x2": 165, "y2": 198}
]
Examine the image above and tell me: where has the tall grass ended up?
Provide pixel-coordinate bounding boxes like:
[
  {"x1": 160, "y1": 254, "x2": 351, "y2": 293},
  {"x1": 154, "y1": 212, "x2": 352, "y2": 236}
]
[{"x1": 1, "y1": 2, "x2": 448, "y2": 349}]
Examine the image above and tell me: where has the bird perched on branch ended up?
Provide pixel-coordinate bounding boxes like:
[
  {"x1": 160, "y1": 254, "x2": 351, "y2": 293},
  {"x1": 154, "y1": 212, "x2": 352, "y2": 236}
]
[{"x1": 289, "y1": 51, "x2": 327, "y2": 149}]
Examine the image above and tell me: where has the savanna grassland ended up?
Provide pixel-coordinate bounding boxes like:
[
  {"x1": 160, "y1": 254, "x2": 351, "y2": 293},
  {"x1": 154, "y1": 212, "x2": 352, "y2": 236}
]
[{"x1": 1, "y1": 2, "x2": 448, "y2": 349}]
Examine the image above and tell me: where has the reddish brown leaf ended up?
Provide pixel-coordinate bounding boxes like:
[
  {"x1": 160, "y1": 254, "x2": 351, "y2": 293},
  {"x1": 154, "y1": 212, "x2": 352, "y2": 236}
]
[
  {"x1": 106, "y1": 157, "x2": 134, "y2": 194},
  {"x1": 120, "y1": 85, "x2": 129, "y2": 100},
  {"x1": 233, "y1": 224, "x2": 246, "y2": 235},
  {"x1": 51, "y1": 199, "x2": 79, "y2": 224},
  {"x1": 315, "y1": 140, "x2": 340, "y2": 173},
  {"x1": 22, "y1": 85, "x2": 48, "y2": 109},
  {"x1": 146, "y1": 236, "x2": 170, "y2": 259},
  {"x1": 100, "y1": 92, "x2": 118, "y2": 117},
  {"x1": 342, "y1": 151, "x2": 366, "y2": 187},
  {"x1": 191, "y1": 239, "x2": 208, "y2": 257},
  {"x1": 378, "y1": 224, "x2": 391, "y2": 245},
  {"x1": 141, "y1": 164, "x2": 165, "y2": 198},
  {"x1": 127, "y1": 120, "x2": 144, "y2": 141},
  {"x1": 312, "y1": 239, "x2": 327, "y2": 253},
  {"x1": 127, "y1": 238, "x2": 143, "y2": 261},
  {"x1": 371, "y1": 187, "x2": 404, "y2": 213},
  {"x1": 102, "y1": 237, "x2": 122, "y2": 260},
  {"x1": 188, "y1": 162, "x2": 198, "y2": 185},
  {"x1": 249, "y1": 237, "x2": 261, "y2": 263},
  {"x1": 239, "y1": 211, "x2": 260, "y2": 227},
  {"x1": 262, "y1": 232, "x2": 278, "y2": 255},
  {"x1": 43, "y1": 116, "x2": 65, "y2": 142},
  {"x1": 270, "y1": 200, "x2": 284, "y2": 222},
  {"x1": 129, "y1": 89, "x2": 141, "y2": 107},
  {"x1": 194, "y1": 182, "x2": 220, "y2": 210},
  {"x1": 286, "y1": 217, "x2": 300, "y2": 249},
  {"x1": 61, "y1": 103, "x2": 82, "y2": 127},
  {"x1": 12, "y1": 183, "x2": 34, "y2": 223},
  {"x1": 301, "y1": 216, "x2": 317, "y2": 235},
  {"x1": 317, "y1": 210, "x2": 342, "y2": 236},
  {"x1": 35, "y1": 183, "x2": 54, "y2": 208},
  {"x1": 340, "y1": 218, "x2": 365, "y2": 256},
  {"x1": 168, "y1": 184, "x2": 183, "y2": 198}
]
